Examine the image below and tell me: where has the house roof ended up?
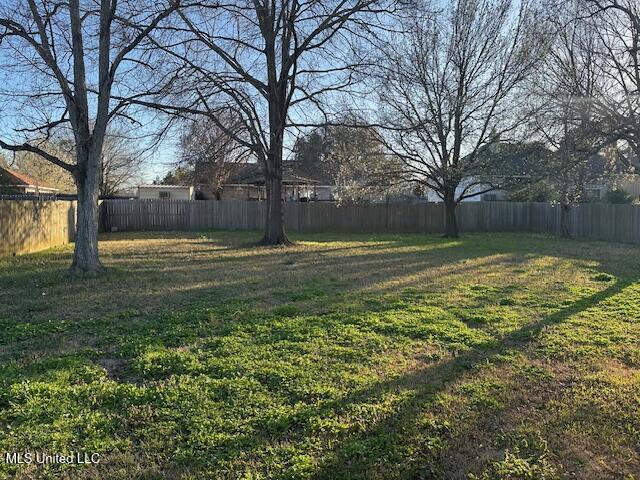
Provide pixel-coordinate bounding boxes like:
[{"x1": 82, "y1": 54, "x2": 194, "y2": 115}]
[
  {"x1": 0, "y1": 166, "x2": 58, "y2": 191},
  {"x1": 226, "y1": 162, "x2": 330, "y2": 185},
  {"x1": 138, "y1": 185, "x2": 193, "y2": 189},
  {"x1": 240, "y1": 174, "x2": 320, "y2": 185},
  {"x1": 1, "y1": 166, "x2": 44, "y2": 187},
  {"x1": 226, "y1": 163, "x2": 262, "y2": 183},
  {"x1": 471, "y1": 142, "x2": 552, "y2": 177},
  {"x1": 283, "y1": 160, "x2": 334, "y2": 185}
]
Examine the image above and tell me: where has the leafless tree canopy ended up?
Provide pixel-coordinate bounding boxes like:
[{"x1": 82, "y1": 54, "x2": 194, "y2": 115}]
[
  {"x1": 376, "y1": 0, "x2": 549, "y2": 236},
  {"x1": 7, "y1": 143, "x2": 77, "y2": 193},
  {"x1": 584, "y1": 0, "x2": 640, "y2": 157},
  {"x1": 518, "y1": 0, "x2": 640, "y2": 235},
  {"x1": 179, "y1": 114, "x2": 250, "y2": 200},
  {"x1": 0, "y1": 0, "x2": 180, "y2": 272},
  {"x1": 99, "y1": 133, "x2": 146, "y2": 196},
  {"x1": 119, "y1": 0, "x2": 396, "y2": 244},
  {"x1": 1, "y1": 0, "x2": 640, "y2": 256},
  {"x1": 530, "y1": 2, "x2": 605, "y2": 232}
]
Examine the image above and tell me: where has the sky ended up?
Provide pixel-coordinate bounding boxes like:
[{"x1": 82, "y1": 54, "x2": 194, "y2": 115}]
[{"x1": 0, "y1": 0, "x2": 388, "y2": 187}]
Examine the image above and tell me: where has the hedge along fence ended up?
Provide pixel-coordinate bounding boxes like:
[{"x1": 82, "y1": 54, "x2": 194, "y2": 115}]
[
  {"x1": 0, "y1": 200, "x2": 77, "y2": 256},
  {"x1": 100, "y1": 199, "x2": 640, "y2": 245}
]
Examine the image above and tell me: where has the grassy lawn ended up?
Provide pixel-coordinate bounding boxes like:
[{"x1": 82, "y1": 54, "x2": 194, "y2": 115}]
[{"x1": 1, "y1": 231, "x2": 639, "y2": 479}]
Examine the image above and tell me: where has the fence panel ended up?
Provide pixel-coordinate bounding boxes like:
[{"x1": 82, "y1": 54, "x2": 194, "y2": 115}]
[
  {"x1": 0, "y1": 200, "x2": 76, "y2": 256},
  {"x1": 94, "y1": 199, "x2": 640, "y2": 246},
  {"x1": 4, "y1": 198, "x2": 640, "y2": 260}
]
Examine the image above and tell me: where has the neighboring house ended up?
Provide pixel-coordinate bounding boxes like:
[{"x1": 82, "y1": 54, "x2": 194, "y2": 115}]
[
  {"x1": 281, "y1": 160, "x2": 336, "y2": 201},
  {"x1": 583, "y1": 174, "x2": 640, "y2": 201},
  {"x1": 420, "y1": 142, "x2": 547, "y2": 203},
  {"x1": 196, "y1": 160, "x2": 405, "y2": 203},
  {"x1": 434, "y1": 143, "x2": 640, "y2": 203},
  {"x1": 469, "y1": 173, "x2": 640, "y2": 203},
  {"x1": 0, "y1": 166, "x2": 59, "y2": 195},
  {"x1": 216, "y1": 162, "x2": 332, "y2": 202},
  {"x1": 423, "y1": 178, "x2": 507, "y2": 203},
  {"x1": 137, "y1": 185, "x2": 195, "y2": 201}
]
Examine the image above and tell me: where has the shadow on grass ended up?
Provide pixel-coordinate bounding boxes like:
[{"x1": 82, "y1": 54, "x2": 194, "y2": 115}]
[
  {"x1": 120, "y1": 273, "x2": 630, "y2": 478},
  {"x1": 0, "y1": 234, "x2": 485, "y2": 324},
  {"x1": 0, "y1": 231, "x2": 634, "y2": 350},
  {"x1": 89, "y1": 272, "x2": 632, "y2": 479},
  {"x1": 1, "y1": 232, "x2": 639, "y2": 478},
  {"x1": 302, "y1": 277, "x2": 636, "y2": 479}
]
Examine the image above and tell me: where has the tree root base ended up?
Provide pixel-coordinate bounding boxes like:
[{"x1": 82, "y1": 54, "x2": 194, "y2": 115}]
[
  {"x1": 257, "y1": 236, "x2": 293, "y2": 247},
  {"x1": 68, "y1": 263, "x2": 105, "y2": 277}
]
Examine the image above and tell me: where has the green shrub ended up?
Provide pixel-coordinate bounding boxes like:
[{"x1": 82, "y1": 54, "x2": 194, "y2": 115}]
[
  {"x1": 592, "y1": 272, "x2": 615, "y2": 283},
  {"x1": 604, "y1": 188, "x2": 634, "y2": 204},
  {"x1": 471, "y1": 447, "x2": 559, "y2": 480}
]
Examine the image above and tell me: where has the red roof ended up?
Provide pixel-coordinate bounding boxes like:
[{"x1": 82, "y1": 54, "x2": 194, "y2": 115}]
[{"x1": 0, "y1": 166, "x2": 54, "y2": 189}]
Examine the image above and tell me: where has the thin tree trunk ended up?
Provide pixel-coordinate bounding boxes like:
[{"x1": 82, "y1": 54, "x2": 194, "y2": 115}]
[
  {"x1": 444, "y1": 192, "x2": 459, "y2": 238},
  {"x1": 70, "y1": 153, "x2": 103, "y2": 274},
  {"x1": 560, "y1": 203, "x2": 572, "y2": 238}
]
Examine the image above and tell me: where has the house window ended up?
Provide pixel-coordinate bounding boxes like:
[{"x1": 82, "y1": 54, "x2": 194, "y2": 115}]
[{"x1": 159, "y1": 191, "x2": 170, "y2": 199}]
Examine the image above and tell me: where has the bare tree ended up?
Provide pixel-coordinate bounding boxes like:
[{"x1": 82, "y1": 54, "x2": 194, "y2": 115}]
[
  {"x1": 0, "y1": 0, "x2": 179, "y2": 273},
  {"x1": 179, "y1": 114, "x2": 250, "y2": 200},
  {"x1": 531, "y1": 1, "x2": 615, "y2": 237},
  {"x1": 99, "y1": 133, "x2": 146, "y2": 196},
  {"x1": 11, "y1": 146, "x2": 77, "y2": 193},
  {"x1": 122, "y1": 0, "x2": 394, "y2": 244},
  {"x1": 584, "y1": 0, "x2": 640, "y2": 160},
  {"x1": 376, "y1": 0, "x2": 548, "y2": 237}
]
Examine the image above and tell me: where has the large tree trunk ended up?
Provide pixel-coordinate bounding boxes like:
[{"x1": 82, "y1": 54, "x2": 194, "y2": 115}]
[
  {"x1": 443, "y1": 191, "x2": 459, "y2": 238},
  {"x1": 70, "y1": 152, "x2": 103, "y2": 274},
  {"x1": 559, "y1": 203, "x2": 572, "y2": 238},
  {"x1": 260, "y1": 90, "x2": 290, "y2": 246},
  {"x1": 260, "y1": 169, "x2": 290, "y2": 245}
]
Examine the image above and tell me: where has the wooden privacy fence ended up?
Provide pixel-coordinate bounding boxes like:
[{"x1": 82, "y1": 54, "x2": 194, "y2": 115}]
[
  {"x1": 100, "y1": 199, "x2": 640, "y2": 245},
  {"x1": 0, "y1": 200, "x2": 76, "y2": 256},
  {"x1": 1, "y1": 199, "x2": 639, "y2": 258}
]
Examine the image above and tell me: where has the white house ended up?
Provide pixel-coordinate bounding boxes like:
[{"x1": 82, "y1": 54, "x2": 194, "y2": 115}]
[{"x1": 137, "y1": 185, "x2": 195, "y2": 201}]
